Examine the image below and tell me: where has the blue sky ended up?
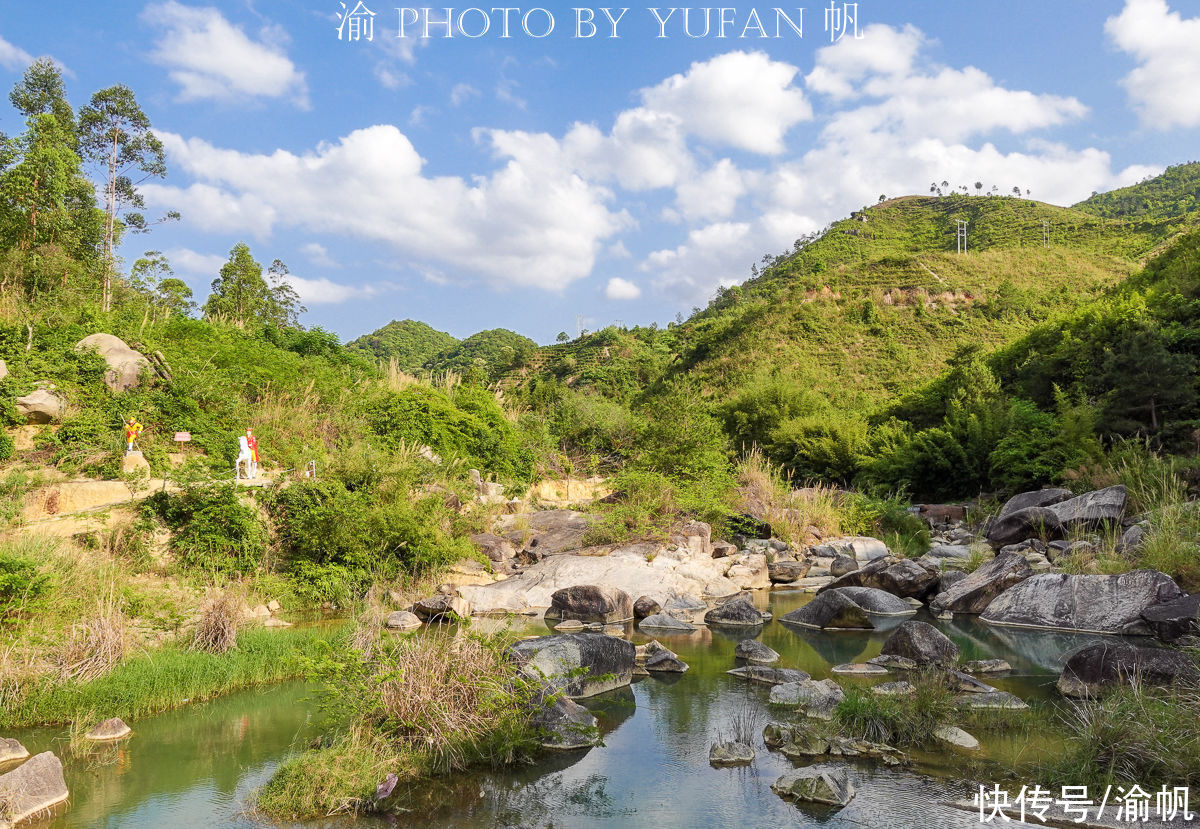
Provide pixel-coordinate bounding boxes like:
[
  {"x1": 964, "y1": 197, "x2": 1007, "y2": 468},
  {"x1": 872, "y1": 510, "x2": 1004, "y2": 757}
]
[{"x1": 2, "y1": 0, "x2": 1198, "y2": 343}]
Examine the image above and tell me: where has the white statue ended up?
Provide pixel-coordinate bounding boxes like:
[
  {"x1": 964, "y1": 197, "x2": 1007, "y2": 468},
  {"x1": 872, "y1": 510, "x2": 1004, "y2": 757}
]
[{"x1": 235, "y1": 435, "x2": 254, "y2": 480}]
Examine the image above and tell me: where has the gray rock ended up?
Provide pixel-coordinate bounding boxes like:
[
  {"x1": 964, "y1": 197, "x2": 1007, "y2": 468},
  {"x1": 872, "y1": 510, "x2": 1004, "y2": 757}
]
[
  {"x1": 997, "y1": 488, "x2": 1073, "y2": 519},
  {"x1": 734, "y1": 639, "x2": 779, "y2": 664},
  {"x1": 956, "y1": 691, "x2": 1028, "y2": 710},
  {"x1": 645, "y1": 647, "x2": 689, "y2": 673},
  {"x1": 772, "y1": 768, "x2": 856, "y2": 807},
  {"x1": 930, "y1": 552, "x2": 1033, "y2": 615},
  {"x1": 509, "y1": 633, "x2": 635, "y2": 698},
  {"x1": 880, "y1": 621, "x2": 960, "y2": 667},
  {"x1": 768, "y1": 560, "x2": 811, "y2": 583},
  {"x1": 1057, "y1": 641, "x2": 1200, "y2": 697},
  {"x1": 84, "y1": 717, "x2": 131, "y2": 741},
  {"x1": 962, "y1": 659, "x2": 1011, "y2": 674},
  {"x1": 872, "y1": 681, "x2": 916, "y2": 696},
  {"x1": 384, "y1": 610, "x2": 422, "y2": 630},
  {"x1": 704, "y1": 598, "x2": 763, "y2": 627},
  {"x1": 867, "y1": 654, "x2": 918, "y2": 671},
  {"x1": 529, "y1": 686, "x2": 600, "y2": 750},
  {"x1": 926, "y1": 544, "x2": 972, "y2": 561},
  {"x1": 832, "y1": 662, "x2": 889, "y2": 676},
  {"x1": 637, "y1": 613, "x2": 695, "y2": 633},
  {"x1": 833, "y1": 587, "x2": 919, "y2": 616},
  {"x1": 830, "y1": 554, "x2": 859, "y2": 578},
  {"x1": 75, "y1": 333, "x2": 151, "y2": 392},
  {"x1": 0, "y1": 738, "x2": 29, "y2": 765},
  {"x1": 933, "y1": 725, "x2": 979, "y2": 751},
  {"x1": 1118, "y1": 523, "x2": 1149, "y2": 555},
  {"x1": 1047, "y1": 485, "x2": 1127, "y2": 532},
  {"x1": 769, "y1": 678, "x2": 844, "y2": 718},
  {"x1": 987, "y1": 507, "x2": 1064, "y2": 548},
  {"x1": 1141, "y1": 594, "x2": 1200, "y2": 642},
  {"x1": 471, "y1": 532, "x2": 516, "y2": 562},
  {"x1": 545, "y1": 585, "x2": 634, "y2": 624},
  {"x1": 711, "y1": 540, "x2": 738, "y2": 558},
  {"x1": 413, "y1": 594, "x2": 471, "y2": 622},
  {"x1": 981, "y1": 570, "x2": 1185, "y2": 634},
  {"x1": 779, "y1": 591, "x2": 874, "y2": 630},
  {"x1": 833, "y1": 536, "x2": 890, "y2": 563},
  {"x1": 861, "y1": 559, "x2": 940, "y2": 599},
  {"x1": 709, "y1": 741, "x2": 755, "y2": 766},
  {"x1": 633, "y1": 595, "x2": 661, "y2": 620},
  {"x1": 938, "y1": 570, "x2": 968, "y2": 594},
  {"x1": 945, "y1": 670, "x2": 998, "y2": 694},
  {"x1": 15, "y1": 388, "x2": 63, "y2": 424},
  {"x1": 497, "y1": 509, "x2": 597, "y2": 555},
  {"x1": 727, "y1": 665, "x2": 810, "y2": 686},
  {"x1": 0, "y1": 751, "x2": 69, "y2": 825}
]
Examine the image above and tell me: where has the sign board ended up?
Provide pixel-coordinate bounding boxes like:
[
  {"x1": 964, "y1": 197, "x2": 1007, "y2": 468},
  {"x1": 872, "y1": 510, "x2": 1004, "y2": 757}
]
[{"x1": 173, "y1": 432, "x2": 192, "y2": 442}]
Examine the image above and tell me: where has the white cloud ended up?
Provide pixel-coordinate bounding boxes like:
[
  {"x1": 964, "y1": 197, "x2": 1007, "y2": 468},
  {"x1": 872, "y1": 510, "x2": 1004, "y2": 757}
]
[
  {"x1": 300, "y1": 242, "x2": 338, "y2": 268},
  {"x1": 142, "y1": 1, "x2": 308, "y2": 107},
  {"x1": 673, "y1": 159, "x2": 751, "y2": 222},
  {"x1": 142, "y1": 182, "x2": 277, "y2": 238},
  {"x1": 149, "y1": 126, "x2": 630, "y2": 292},
  {"x1": 605, "y1": 277, "x2": 642, "y2": 300},
  {"x1": 284, "y1": 274, "x2": 387, "y2": 305},
  {"x1": 164, "y1": 247, "x2": 227, "y2": 278},
  {"x1": 0, "y1": 34, "x2": 33, "y2": 71},
  {"x1": 450, "y1": 83, "x2": 479, "y2": 106},
  {"x1": 1107, "y1": 0, "x2": 1200, "y2": 129},
  {"x1": 375, "y1": 65, "x2": 410, "y2": 90}
]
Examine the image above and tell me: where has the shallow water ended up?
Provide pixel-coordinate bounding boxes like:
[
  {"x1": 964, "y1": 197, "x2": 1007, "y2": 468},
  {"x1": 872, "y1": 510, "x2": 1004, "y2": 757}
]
[{"x1": 6, "y1": 591, "x2": 1156, "y2": 827}]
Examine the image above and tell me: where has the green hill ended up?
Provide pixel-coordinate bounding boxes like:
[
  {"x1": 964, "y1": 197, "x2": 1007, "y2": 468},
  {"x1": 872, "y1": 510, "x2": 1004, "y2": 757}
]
[
  {"x1": 346, "y1": 319, "x2": 458, "y2": 373},
  {"x1": 426, "y1": 328, "x2": 538, "y2": 382},
  {"x1": 1074, "y1": 161, "x2": 1200, "y2": 221}
]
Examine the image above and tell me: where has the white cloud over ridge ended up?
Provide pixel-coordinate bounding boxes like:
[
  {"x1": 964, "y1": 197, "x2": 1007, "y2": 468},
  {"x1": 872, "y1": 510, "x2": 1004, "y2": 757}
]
[
  {"x1": 1106, "y1": 0, "x2": 1200, "y2": 129},
  {"x1": 142, "y1": 1, "x2": 309, "y2": 106}
]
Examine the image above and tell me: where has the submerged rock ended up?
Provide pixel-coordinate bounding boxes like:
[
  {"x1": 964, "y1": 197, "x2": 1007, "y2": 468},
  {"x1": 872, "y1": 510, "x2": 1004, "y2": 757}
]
[
  {"x1": 772, "y1": 768, "x2": 856, "y2": 807},
  {"x1": 880, "y1": 621, "x2": 960, "y2": 667},
  {"x1": 709, "y1": 741, "x2": 755, "y2": 766},
  {"x1": 529, "y1": 687, "x2": 600, "y2": 750},
  {"x1": 83, "y1": 718, "x2": 131, "y2": 742},
  {"x1": 1056, "y1": 641, "x2": 1200, "y2": 698},
  {"x1": 510, "y1": 633, "x2": 635, "y2": 699},
  {"x1": 727, "y1": 666, "x2": 809, "y2": 686},
  {"x1": 734, "y1": 639, "x2": 779, "y2": 665},
  {"x1": 0, "y1": 751, "x2": 69, "y2": 825},
  {"x1": 544, "y1": 585, "x2": 634, "y2": 624},
  {"x1": 980, "y1": 571, "x2": 1184, "y2": 634}
]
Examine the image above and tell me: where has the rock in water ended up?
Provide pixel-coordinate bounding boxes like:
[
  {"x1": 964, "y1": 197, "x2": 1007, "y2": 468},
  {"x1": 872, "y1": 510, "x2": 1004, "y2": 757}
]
[
  {"x1": 831, "y1": 587, "x2": 918, "y2": 616},
  {"x1": 509, "y1": 633, "x2": 635, "y2": 699},
  {"x1": 645, "y1": 647, "x2": 689, "y2": 673},
  {"x1": 412, "y1": 594, "x2": 471, "y2": 622},
  {"x1": 704, "y1": 598, "x2": 763, "y2": 627},
  {"x1": 84, "y1": 718, "x2": 132, "y2": 742},
  {"x1": 860, "y1": 559, "x2": 940, "y2": 599},
  {"x1": 544, "y1": 585, "x2": 634, "y2": 624},
  {"x1": 930, "y1": 552, "x2": 1033, "y2": 615},
  {"x1": 734, "y1": 639, "x2": 779, "y2": 665},
  {"x1": 709, "y1": 741, "x2": 755, "y2": 766},
  {"x1": 727, "y1": 666, "x2": 810, "y2": 686},
  {"x1": 772, "y1": 768, "x2": 855, "y2": 807},
  {"x1": 769, "y1": 679, "x2": 844, "y2": 718},
  {"x1": 1140, "y1": 594, "x2": 1200, "y2": 642},
  {"x1": 0, "y1": 738, "x2": 29, "y2": 765},
  {"x1": 880, "y1": 621, "x2": 960, "y2": 667},
  {"x1": 980, "y1": 571, "x2": 1184, "y2": 634},
  {"x1": 529, "y1": 686, "x2": 600, "y2": 750},
  {"x1": 637, "y1": 613, "x2": 695, "y2": 632},
  {"x1": 0, "y1": 751, "x2": 70, "y2": 825},
  {"x1": 779, "y1": 591, "x2": 874, "y2": 630},
  {"x1": 768, "y1": 560, "x2": 811, "y2": 583},
  {"x1": 633, "y1": 595, "x2": 661, "y2": 620},
  {"x1": 933, "y1": 725, "x2": 980, "y2": 751},
  {"x1": 962, "y1": 659, "x2": 1011, "y2": 674},
  {"x1": 75, "y1": 333, "x2": 151, "y2": 392},
  {"x1": 1056, "y1": 641, "x2": 1200, "y2": 697},
  {"x1": 384, "y1": 610, "x2": 422, "y2": 631}
]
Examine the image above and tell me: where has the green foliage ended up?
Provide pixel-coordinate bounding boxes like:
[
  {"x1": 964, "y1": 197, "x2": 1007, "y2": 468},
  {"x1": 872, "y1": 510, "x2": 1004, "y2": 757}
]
[
  {"x1": 143, "y1": 485, "x2": 267, "y2": 576},
  {"x1": 202, "y1": 243, "x2": 306, "y2": 329},
  {"x1": 1074, "y1": 161, "x2": 1200, "y2": 221},
  {"x1": 0, "y1": 549, "x2": 51, "y2": 623},
  {"x1": 346, "y1": 319, "x2": 458, "y2": 372},
  {"x1": 839, "y1": 491, "x2": 930, "y2": 556},
  {"x1": 426, "y1": 328, "x2": 537, "y2": 382},
  {"x1": 835, "y1": 674, "x2": 956, "y2": 745}
]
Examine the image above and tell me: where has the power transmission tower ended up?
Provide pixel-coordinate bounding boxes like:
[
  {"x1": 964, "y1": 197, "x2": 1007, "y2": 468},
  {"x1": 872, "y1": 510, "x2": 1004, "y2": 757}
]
[
  {"x1": 1043, "y1": 220, "x2": 1050, "y2": 248},
  {"x1": 956, "y1": 220, "x2": 968, "y2": 255}
]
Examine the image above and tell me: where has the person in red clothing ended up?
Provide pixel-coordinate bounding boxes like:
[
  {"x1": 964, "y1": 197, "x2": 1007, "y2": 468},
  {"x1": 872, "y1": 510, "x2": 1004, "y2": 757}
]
[{"x1": 245, "y1": 429, "x2": 259, "y2": 479}]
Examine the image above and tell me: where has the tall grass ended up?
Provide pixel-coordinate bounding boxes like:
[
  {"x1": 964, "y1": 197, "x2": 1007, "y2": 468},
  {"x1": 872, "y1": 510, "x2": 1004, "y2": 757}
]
[
  {"x1": 835, "y1": 674, "x2": 956, "y2": 745},
  {"x1": 735, "y1": 448, "x2": 843, "y2": 543}
]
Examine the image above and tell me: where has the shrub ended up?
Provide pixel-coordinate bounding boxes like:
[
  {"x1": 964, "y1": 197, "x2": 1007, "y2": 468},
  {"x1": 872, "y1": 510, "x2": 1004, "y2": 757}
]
[
  {"x1": 0, "y1": 549, "x2": 51, "y2": 623},
  {"x1": 144, "y1": 485, "x2": 268, "y2": 576}
]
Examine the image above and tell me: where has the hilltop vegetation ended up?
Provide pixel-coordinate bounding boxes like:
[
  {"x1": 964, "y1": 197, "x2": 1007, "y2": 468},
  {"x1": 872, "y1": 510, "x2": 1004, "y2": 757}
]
[
  {"x1": 346, "y1": 318, "x2": 457, "y2": 373},
  {"x1": 1075, "y1": 161, "x2": 1200, "y2": 221}
]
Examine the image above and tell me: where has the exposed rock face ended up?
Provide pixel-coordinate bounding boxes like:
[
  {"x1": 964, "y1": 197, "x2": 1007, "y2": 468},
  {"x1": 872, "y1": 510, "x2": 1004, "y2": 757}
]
[
  {"x1": 726, "y1": 553, "x2": 770, "y2": 590},
  {"x1": 412, "y1": 594, "x2": 471, "y2": 622},
  {"x1": 704, "y1": 598, "x2": 764, "y2": 627},
  {"x1": 544, "y1": 585, "x2": 634, "y2": 624},
  {"x1": 1057, "y1": 642, "x2": 1200, "y2": 697},
  {"x1": 75, "y1": 333, "x2": 151, "y2": 392},
  {"x1": 779, "y1": 591, "x2": 874, "y2": 630},
  {"x1": 880, "y1": 621, "x2": 960, "y2": 667},
  {"x1": 930, "y1": 552, "x2": 1033, "y2": 615},
  {"x1": 0, "y1": 739, "x2": 29, "y2": 765},
  {"x1": 83, "y1": 718, "x2": 131, "y2": 741},
  {"x1": 384, "y1": 610, "x2": 422, "y2": 631},
  {"x1": 529, "y1": 687, "x2": 600, "y2": 750},
  {"x1": 830, "y1": 554, "x2": 859, "y2": 578},
  {"x1": 1141, "y1": 594, "x2": 1200, "y2": 642},
  {"x1": 633, "y1": 596, "x2": 661, "y2": 620},
  {"x1": 495, "y1": 510, "x2": 597, "y2": 556},
  {"x1": 1047, "y1": 485, "x2": 1127, "y2": 532},
  {"x1": 709, "y1": 741, "x2": 755, "y2": 766},
  {"x1": 121, "y1": 450, "x2": 151, "y2": 475},
  {"x1": 980, "y1": 570, "x2": 1185, "y2": 634},
  {"x1": 509, "y1": 633, "x2": 635, "y2": 699},
  {"x1": 727, "y1": 666, "x2": 809, "y2": 686},
  {"x1": 637, "y1": 613, "x2": 695, "y2": 632},
  {"x1": 768, "y1": 560, "x2": 811, "y2": 583},
  {"x1": 734, "y1": 639, "x2": 779, "y2": 665},
  {"x1": 15, "y1": 388, "x2": 63, "y2": 424},
  {"x1": 471, "y1": 532, "x2": 515, "y2": 562},
  {"x1": 997, "y1": 488, "x2": 1073, "y2": 519},
  {"x1": 833, "y1": 587, "x2": 919, "y2": 616},
  {"x1": 0, "y1": 752, "x2": 69, "y2": 825},
  {"x1": 986, "y1": 507, "x2": 1063, "y2": 548},
  {"x1": 772, "y1": 768, "x2": 855, "y2": 807}
]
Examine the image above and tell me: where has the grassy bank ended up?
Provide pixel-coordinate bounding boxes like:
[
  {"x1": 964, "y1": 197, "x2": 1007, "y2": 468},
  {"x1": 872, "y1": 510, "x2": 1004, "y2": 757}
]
[{"x1": 1, "y1": 624, "x2": 344, "y2": 729}]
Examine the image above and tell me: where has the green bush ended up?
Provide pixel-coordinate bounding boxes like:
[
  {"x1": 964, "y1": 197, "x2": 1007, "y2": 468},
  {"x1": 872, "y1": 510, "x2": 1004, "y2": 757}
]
[
  {"x1": 0, "y1": 549, "x2": 51, "y2": 623},
  {"x1": 143, "y1": 485, "x2": 267, "y2": 576},
  {"x1": 0, "y1": 431, "x2": 12, "y2": 461}
]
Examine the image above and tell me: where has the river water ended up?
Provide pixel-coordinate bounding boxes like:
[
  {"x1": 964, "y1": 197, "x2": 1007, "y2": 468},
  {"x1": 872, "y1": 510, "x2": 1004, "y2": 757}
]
[{"x1": 8, "y1": 590, "x2": 1142, "y2": 828}]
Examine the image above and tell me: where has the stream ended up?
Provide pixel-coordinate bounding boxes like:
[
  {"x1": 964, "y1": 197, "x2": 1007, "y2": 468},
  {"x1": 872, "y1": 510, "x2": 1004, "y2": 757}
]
[{"x1": 10, "y1": 591, "x2": 1133, "y2": 828}]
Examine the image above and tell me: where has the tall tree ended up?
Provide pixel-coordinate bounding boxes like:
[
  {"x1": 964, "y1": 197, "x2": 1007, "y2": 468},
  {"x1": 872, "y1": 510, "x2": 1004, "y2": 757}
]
[
  {"x1": 264, "y1": 259, "x2": 307, "y2": 329},
  {"x1": 9, "y1": 58, "x2": 76, "y2": 141},
  {"x1": 78, "y1": 85, "x2": 169, "y2": 312},
  {"x1": 203, "y1": 243, "x2": 305, "y2": 329}
]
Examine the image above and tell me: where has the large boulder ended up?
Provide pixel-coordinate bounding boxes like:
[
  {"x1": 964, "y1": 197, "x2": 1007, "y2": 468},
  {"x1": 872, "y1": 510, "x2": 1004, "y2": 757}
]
[
  {"x1": 880, "y1": 621, "x2": 960, "y2": 667},
  {"x1": 1057, "y1": 642, "x2": 1200, "y2": 698},
  {"x1": 769, "y1": 678, "x2": 844, "y2": 719},
  {"x1": 824, "y1": 536, "x2": 889, "y2": 563},
  {"x1": 509, "y1": 633, "x2": 635, "y2": 699},
  {"x1": 772, "y1": 768, "x2": 855, "y2": 807},
  {"x1": 1141, "y1": 594, "x2": 1200, "y2": 642},
  {"x1": 768, "y1": 560, "x2": 811, "y2": 583},
  {"x1": 726, "y1": 553, "x2": 770, "y2": 590},
  {"x1": 14, "y1": 388, "x2": 63, "y2": 424},
  {"x1": 703, "y1": 598, "x2": 764, "y2": 627},
  {"x1": 734, "y1": 639, "x2": 780, "y2": 665},
  {"x1": 860, "y1": 559, "x2": 940, "y2": 599},
  {"x1": 997, "y1": 488, "x2": 1073, "y2": 519},
  {"x1": 833, "y1": 587, "x2": 919, "y2": 616},
  {"x1": 75, "y1": 333, "x2": 151, "y2": 392},
  {"x1": 981, "y1": 570, "x2": 1185, "y2": 635},
  {"x1": 637, "y1": 613, "x2": 695, "y2": 633},
  {"x1": 633, "y1": 596, "x2": 661, "y2": 620},
  {"x1": 529, "y1": 686, "x2": 600, "y2": 749},
  {"x1": 495, "y1": 510, "x2": 597, "y2": 556},
  {"x1": 0, "y1": 751, "x2": 69, "y2": 825},
  {"x1": 780, "y1": 591, "x2": 874, "y2": 630},
  {"x1": 412, "y1": 594, "x2": 471, "y2": 622},
  {"x1": 930, "y1": 552, "x2": 1033, "y2": 615},
  {"x1": 544, "y1": 585, "x2": 633, "y2": 624},
  {"x1": 818, "y1": 557, "x2": 892, "y2": 592},
  {"x1": 1047, "y1": 485, "x2": 1127, "y2": 532},
  {"x1": 986, "y1": 507, "x2": 1063, "y2": 548}
]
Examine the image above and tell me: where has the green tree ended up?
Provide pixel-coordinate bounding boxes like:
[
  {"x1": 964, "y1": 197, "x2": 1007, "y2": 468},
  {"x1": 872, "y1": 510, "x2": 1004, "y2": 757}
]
[
  {"x1": 130, "y1": 250, "x2": 195, "y2": 318},
  {"x1": 556, "y1": 331, "x2": 570, "y2": 343},
  {"x1": 264, "y1": 259, "x2": 307, "y2": 329},
  {"x1": 9, "y1": 58, "x2": 76, "y2": 141},
  {"x1": 203, "y1": 243, "x2": 305, "y2": 329},
  {"x1": 1099, "y1": 325, "x2": 1197, "y2": 435},
  {"x1": 78, "y1": 84, "x2": 171, "y2": 311}
]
